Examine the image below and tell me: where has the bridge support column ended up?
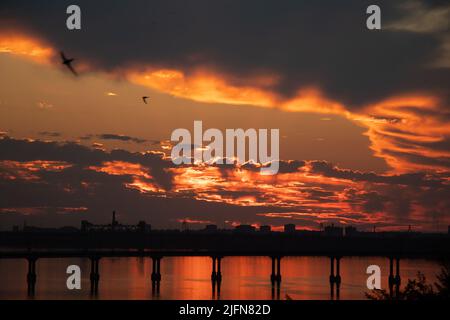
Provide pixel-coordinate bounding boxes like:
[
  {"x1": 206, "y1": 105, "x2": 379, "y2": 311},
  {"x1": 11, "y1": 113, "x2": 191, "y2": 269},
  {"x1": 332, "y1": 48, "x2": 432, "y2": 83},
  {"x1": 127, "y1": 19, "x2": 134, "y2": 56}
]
[
  {"x1": 157, "y1": 257, "x2": 162, "y2": 282},
  {"x1": 269, "y1": 256, "x2": 282, "y2": 300},
  {"x1": 90, "y1": 257, "x2": 100, "y2": 294},
  {"x1": 151, "y1": 257, "x2": 162, "y2": 281},
  {"x1": 211, "y1": 256, "x2": 222, "y2": 299},
  {"x1": 335, "y1": 257, "x2": 341, "y2": 298},
  {"x1": 329, "y1": 257, "x2": 335, "y2": 282},
  {"x1": 395, "y1": 258, "x2": 401, "y2": 286},
  {"x1": 151, "y1": 257, "x2": 157, "y2": 281},
  {"x1": 395, "y1": 257, "x2": 401, "y2": 298},
  {"x1": 388, "y1": 256, "x2": 401, "y2": 298},
  {"x1": 270, "y1": 256, "x2": 282, "y2": 284},
  {"x1": 388, "y1": 257, "x2": 394, "y2": 297},
  {"x1": 211, "y1": 256, "x2": 222, "y2": 282},
  {"x1": 329, "y1": 256, "x2": 341, "y2": 299},
  {"x1": 270, "y1": 257, "x2": 276, "y2": 284},
  {"x1": 217, "y1": 257, "x2": 222, "y2": 283},
  {"x1": 276, "y1": 257, "x2": 282, "y2": 283},
  {"x1": 151, "y1": 257, "x2": 162, "y2": 295},
  {"x1": 27, "y1": 257, "x2": 37, "y2": 296},
  {"x1": 211, "y1": 257, "x2": 217, "y2": 281}
]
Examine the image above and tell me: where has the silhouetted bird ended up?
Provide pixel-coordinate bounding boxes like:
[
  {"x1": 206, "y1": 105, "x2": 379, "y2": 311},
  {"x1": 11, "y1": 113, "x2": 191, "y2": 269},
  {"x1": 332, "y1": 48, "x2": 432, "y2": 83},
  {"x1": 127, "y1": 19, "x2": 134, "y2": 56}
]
[
  {"x1": 60, "y1": 51, "x2": 77, "y2": 76},
  {"x1": 142, "y1": 96, "x2": 150, "y2": 104}
]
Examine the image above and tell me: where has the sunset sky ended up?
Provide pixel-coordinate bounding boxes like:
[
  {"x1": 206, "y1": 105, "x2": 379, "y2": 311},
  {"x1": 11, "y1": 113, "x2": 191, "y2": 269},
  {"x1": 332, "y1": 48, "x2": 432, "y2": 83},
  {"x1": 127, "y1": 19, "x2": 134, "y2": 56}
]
[{"x1": 0, "y1": 0, "x2": 449, "y2": 231}]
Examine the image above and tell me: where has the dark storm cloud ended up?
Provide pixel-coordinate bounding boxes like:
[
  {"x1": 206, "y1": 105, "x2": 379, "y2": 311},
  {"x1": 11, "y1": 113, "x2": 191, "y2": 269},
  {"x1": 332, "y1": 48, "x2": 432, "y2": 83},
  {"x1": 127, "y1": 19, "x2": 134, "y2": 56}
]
[
  {"x1": 0, "y1": 136, "x2": 106, "y2": 165},
  {"x1": 1, "y1": 137, "x2": 449, "y2": 230},
  {"x1": 309, "y1": 160, "x2": 446, "y2": 187},
  {"x1": 0, "y1": 0, "x2": 448, "y2": 107},
  {"x1": 0, "y1": 166, "x2": 287, "y2": 229},
  {"x1": 304, "y1": 189, "x2": 336, "y2": 201},
  {"x1": 0, "y1": 136, "x2": 174, "y2": 190},
  {"x1": 0, "y1": 138, "x2": 296, "y2": 229},
  {"x1": 0, "y1": 138, "x2": 212, "y2": 226},
  {"x1": 344, "y1": 188, "x2": 387, "y2": 213}
]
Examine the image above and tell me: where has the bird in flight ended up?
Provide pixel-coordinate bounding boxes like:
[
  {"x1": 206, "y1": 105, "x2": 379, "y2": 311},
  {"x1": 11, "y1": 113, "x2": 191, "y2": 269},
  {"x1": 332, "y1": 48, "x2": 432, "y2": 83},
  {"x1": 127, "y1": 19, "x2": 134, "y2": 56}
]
[
  {"x1": 60, "y1": 51, "x2": 77, "y2": 76},
  {"x1": 142, "y1": 96, "x2": 150, "y2": 104}
]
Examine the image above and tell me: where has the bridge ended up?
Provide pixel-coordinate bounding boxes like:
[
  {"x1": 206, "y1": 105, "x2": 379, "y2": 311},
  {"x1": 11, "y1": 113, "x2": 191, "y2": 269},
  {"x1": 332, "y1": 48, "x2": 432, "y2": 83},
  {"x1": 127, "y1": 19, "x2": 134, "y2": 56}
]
[{"x1": 1, "y1": 231, "x2": 449, "y2": 299}]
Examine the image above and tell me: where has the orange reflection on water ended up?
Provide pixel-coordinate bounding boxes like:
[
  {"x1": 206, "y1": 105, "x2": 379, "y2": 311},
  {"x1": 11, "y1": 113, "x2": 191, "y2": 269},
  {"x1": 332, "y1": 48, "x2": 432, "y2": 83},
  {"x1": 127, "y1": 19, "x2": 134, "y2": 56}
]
[{"x1": 0, "y1": 257, "x2": 442, "y2": 300}]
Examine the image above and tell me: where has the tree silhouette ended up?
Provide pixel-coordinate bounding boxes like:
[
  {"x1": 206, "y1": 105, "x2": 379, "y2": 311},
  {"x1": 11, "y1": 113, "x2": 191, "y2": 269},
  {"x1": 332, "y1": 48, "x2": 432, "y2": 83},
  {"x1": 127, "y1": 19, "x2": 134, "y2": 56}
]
[
  {"x1": 434, "y1": 262, "x2": 450, "y2": 299},
  {"x1": 366, "y1": 261, "x2": 450, "y2": 300}
]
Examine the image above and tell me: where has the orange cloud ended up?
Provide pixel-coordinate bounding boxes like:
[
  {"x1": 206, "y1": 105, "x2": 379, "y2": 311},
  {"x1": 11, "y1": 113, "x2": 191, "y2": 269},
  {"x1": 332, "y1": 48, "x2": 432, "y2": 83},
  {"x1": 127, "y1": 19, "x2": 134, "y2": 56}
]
[
  {"x1": 128, "y1": 67, "x2": 449, "y2": 173},
  {"x1": 128, "y1": 68, "x2": 279, "y2": 107},
  {"x1": 89, "y1": 161, "x2": 152, "y2": 178},
  {"x1": 356, "y1": 95, "x2": 450, "y2": 172},
  {"x1": 168, "y1": 163, "x2": 351, "y2": 210},
  {"x1": 165, "y1": 162, "x2": 447, "y2": 231},
  {"x1": 0, "y1": 160, "x2": 72, "y2": 181},
  {"x1": 125, "y1": 178, "x2": 164, "y2": 193},
  {"x1": 0, "y1": 33, "x2": 54, "y2": 63},
  {"x1": 2, "y1": 32, "x2": 448, "y2": 174},
  {"x1": 88, "y1": 161, "x2": 165, "y2": 193},
  {"x1": 128, "y1": 68, "x2": 350, "y2": 114}
]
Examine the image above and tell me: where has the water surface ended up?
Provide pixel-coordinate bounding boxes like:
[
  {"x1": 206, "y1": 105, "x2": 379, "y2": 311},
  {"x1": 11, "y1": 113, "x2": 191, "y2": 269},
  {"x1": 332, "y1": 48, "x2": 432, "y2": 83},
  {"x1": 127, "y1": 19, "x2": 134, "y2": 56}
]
[{"x1": 0, "y1": 256, "x2": 440, "y2": 300}]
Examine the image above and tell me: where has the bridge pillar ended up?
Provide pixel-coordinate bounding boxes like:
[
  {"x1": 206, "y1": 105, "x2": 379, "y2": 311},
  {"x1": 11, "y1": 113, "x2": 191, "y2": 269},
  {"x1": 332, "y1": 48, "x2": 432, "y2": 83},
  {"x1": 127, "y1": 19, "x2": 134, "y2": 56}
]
[
  {"x1": 270, "y1": 257, "x2": 276, "y2": 284},
  {"x1": 395, "y1": 258, "x2": 401, "y2": 286},
  {"x1": 388, "y1": 257, "x2": 394, "y2": 285},
  {"x1": 151, "y1": 256, "x2": 162, "y2": 296},
  {"x1": 388, "y1": 257, "x2": 395, "y2": 297},
  {"x1": 270, "y1": 256, "x2": 282, "y2": 284},
  {"x1": 276, "y1": 257, "x2": 282, "y2": 283},
  {"x1": 151, "y1": 257, "x2": 157, "y2": 281},
  {"x1": 211, "y1": 256, "x2": 222, "y2": 281},
  {"x1": 388, "y1": 256, "x2": 401, "y2": 298},
  {"x1": 211, "y1": 257, "x2": 217, "y2": 281},
  {"x1": 90, "y1": 257, "x2": 100, "y2": 294},
  {"x1": 216, "y1": 277, "x2": 221, "y2": 297},
  {"x1": 329, "y1": 256, "x2": 335, "y2": 299},
  {"x1": 395, "y1": 257, "x2": 401, "y2": 298},
  {"x1": 269, "y1": 256, "x2": 281, "y2": 300},
  {"x1": 26, "y1": 257, "x2": 37, "y2": 295},
  {"x1": 335, "y1": 257, "x2": 341, "y2": 299},
  {"x1": 156, "y1": 257, "x2": 162, "y2": 282},
  {"x1": 211, "y1": 256, "x2": 222, "y2": 282},
  {"x1": 329, "y1": 256, "x2": 341, "y2": 299},
  {"x1": 151, "y1": 257, "x2": 162, "y2": 282},
  {"x1": 217, "y1": 257, "x2": 222, "y2": 282},
  {"x1": 329, "y1": 256, "x2": 335, "y2": 283},
  {"x1": 335, "y1": 257, "x2": 341, "y2": 283},
  {"x1": 211, "y1": 256, "x2": 222, "y2": 299}
]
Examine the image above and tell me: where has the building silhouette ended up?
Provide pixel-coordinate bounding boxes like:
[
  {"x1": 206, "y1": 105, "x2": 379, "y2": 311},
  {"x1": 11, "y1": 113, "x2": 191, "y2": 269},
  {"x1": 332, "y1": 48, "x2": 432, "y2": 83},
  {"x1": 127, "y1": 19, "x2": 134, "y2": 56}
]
[
  {"x1": 234, "y1": 225, "x2": 256, "y2": 233},
  {"x1": 324, "y1": 224, "x2": 343, "y2": 237},
  {"x1": 344, "y1": 226, "x2": 358, "y2": 236},
  {"x1": 204, "y1": 224, "x2": 218, "y2": 232},
  {"x1": 81, "y1": 211, "x2": 151, "y2": 232},
  {"x1": 284, "y1": 224, "x2": 296, "y2": 233}
]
